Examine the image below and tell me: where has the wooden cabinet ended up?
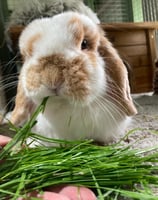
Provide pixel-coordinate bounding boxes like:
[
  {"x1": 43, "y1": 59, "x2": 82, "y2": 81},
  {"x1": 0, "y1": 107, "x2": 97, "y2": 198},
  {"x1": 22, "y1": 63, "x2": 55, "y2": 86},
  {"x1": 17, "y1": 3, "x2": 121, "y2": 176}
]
[{"x1": 101, "y1": 22, "x2": 158, "y2": 93}]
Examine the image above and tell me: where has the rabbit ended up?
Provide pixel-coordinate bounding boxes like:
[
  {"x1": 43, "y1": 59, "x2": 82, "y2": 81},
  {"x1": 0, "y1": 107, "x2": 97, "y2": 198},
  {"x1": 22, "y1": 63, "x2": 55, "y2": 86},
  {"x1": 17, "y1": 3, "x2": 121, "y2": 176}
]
[{"x1": 10, "y1": 12, "x2": 137, "y2": 145}]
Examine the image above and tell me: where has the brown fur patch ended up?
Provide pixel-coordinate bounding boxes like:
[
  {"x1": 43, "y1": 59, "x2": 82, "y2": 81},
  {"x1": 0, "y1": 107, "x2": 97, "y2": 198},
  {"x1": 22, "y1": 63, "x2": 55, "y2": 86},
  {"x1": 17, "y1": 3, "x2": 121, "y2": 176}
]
[
  {"x1": 63, "y1": 57, "x2": 89, "y2": 99},
  {"x1": 68, "y1": 17, "x2": 84, "y2": 47},
  {"x1": 26, "y1": 65, "x2": 42, "y2": 91},
  {"x1": 21, "y1": 33, "x2": 41, "y2": 59},
  {"x1": 11, "y1": 76, "x2": 35, "y2": 125}
]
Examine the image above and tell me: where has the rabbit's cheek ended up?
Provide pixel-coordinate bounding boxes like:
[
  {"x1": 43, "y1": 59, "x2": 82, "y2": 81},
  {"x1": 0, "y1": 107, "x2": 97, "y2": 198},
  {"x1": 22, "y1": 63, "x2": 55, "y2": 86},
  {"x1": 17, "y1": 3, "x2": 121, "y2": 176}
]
[{"x1": 25, "y1": 65, "x2": 42, "y2": 92}]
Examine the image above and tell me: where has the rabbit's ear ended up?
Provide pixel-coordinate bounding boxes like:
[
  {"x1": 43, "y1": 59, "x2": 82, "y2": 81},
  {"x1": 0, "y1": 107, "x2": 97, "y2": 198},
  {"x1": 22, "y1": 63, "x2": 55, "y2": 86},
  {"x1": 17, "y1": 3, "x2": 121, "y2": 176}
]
[
  {"x1": 11, "y1": 78, "x2": 35, "y2": 126},
  {"x1": 98, "y1": 34, "x2": 137, "y2": 116}
]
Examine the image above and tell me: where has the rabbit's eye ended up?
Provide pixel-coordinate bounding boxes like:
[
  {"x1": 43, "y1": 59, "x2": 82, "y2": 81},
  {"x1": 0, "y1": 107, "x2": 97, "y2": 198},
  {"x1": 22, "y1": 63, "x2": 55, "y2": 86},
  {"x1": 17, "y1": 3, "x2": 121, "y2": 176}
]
[{"x1": 81, "y1": 39, "x2": 88, "y2": 50}]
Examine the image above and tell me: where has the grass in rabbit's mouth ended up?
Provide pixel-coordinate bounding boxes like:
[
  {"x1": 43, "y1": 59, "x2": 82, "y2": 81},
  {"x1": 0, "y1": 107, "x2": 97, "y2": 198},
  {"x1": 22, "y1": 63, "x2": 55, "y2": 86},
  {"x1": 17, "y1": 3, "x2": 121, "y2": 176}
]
[{"x1": 1, "y1": 98, "x2": 158, "y2": 200}]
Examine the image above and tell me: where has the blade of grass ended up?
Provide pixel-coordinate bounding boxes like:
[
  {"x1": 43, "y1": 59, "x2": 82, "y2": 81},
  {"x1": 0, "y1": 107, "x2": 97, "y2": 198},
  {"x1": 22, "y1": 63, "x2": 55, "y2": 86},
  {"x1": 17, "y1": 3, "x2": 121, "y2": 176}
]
[
  {"x1": 89, "y1": 168, "x2": 104, "y2": 200},
  {"x1": 11, "y1": 173, "x2": 26, "y2": 200}
]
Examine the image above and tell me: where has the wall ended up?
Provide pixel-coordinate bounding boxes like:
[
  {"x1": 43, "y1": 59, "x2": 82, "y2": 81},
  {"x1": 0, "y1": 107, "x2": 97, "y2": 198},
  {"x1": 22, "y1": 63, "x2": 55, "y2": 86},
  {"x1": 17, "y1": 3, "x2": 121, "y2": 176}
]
[{"x1": 94, "y1": 0, "x2": 133, "y2": 22}]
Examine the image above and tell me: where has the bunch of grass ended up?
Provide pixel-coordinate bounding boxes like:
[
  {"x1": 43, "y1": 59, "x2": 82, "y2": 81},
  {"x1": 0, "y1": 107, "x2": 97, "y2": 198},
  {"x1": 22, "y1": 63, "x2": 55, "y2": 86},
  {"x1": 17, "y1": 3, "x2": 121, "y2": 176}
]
[{"x1": 0, "y1": 98, "x2": 158, "y2": 200}]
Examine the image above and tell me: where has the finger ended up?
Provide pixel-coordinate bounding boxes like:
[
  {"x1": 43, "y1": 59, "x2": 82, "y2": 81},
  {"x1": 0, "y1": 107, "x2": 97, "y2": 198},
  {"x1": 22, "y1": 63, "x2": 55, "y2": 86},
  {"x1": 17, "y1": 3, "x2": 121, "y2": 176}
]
[
  {"x1": 0, "y1": 135, "x2": 11, "y2": 147},
  {"x1": 42, "y1": 192, "x2": 70, "y2": 200},
  {"x1": 59, "y1": 186, "x2": 97, "y2": 200},
  {"x1": 47, "y1": 185, "x2": 97, "y2": 200}
]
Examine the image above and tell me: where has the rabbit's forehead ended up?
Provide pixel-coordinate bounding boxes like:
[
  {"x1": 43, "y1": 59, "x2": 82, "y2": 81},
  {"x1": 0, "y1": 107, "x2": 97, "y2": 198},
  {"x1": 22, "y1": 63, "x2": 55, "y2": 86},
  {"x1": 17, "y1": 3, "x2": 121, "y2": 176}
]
[
  {"x1": 39, "y1": 14, "x2": 99, "y2": 46},
  {"x1": 20, "y1": 13, "x2": 99, "y2": 57}
]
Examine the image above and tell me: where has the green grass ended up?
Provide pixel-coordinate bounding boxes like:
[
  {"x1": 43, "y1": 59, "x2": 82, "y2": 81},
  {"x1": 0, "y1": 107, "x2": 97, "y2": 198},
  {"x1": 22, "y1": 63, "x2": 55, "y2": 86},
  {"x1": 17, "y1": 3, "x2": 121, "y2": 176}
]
[{"x1": 0, "y1": 98, "x2": 158, "y2": 200}]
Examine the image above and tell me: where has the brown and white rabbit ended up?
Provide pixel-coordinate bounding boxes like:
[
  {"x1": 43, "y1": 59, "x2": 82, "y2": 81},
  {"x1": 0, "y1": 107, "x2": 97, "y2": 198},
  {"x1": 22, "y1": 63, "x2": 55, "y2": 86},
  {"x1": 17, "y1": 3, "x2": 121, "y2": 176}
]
[{"x1": 10, "y1": 12, "x2": 137, "y2": 145}]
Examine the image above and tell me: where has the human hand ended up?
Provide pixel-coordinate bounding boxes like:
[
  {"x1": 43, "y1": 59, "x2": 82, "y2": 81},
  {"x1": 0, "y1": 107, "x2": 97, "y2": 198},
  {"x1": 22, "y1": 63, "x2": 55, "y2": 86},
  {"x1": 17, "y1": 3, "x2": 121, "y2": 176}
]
[
  {"x1": 18, "y1": 186, "x2": 96, "y2": 200},
  {"x1": 0, "y1": 135, "x2": 96, "y2": 200},
  {"x1": 0, "y1": 135, "x2": 11, "y2": 147}
]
